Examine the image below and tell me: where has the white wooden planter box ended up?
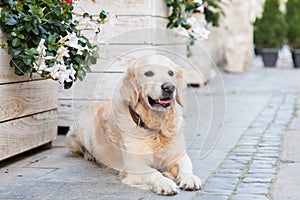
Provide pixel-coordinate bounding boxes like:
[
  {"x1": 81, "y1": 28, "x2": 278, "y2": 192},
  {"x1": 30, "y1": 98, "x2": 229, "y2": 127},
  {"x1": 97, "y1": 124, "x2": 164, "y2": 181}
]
[
  {"x1": 58, "y1": 0, "x2": 214, "y2": 127},
  {"x1": 0, "y1": 32, "x2": 58, "y2": 161}
]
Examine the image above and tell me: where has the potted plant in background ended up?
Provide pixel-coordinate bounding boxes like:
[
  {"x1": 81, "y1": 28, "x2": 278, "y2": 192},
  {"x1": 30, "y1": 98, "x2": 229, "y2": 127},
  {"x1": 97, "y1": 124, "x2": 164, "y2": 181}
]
[
  {"x1": 253, "y1": 0, "x2": 286, "y2": 67},
  {"x1": 286, "y1": 0, "x2": 300, "y2": 68}
]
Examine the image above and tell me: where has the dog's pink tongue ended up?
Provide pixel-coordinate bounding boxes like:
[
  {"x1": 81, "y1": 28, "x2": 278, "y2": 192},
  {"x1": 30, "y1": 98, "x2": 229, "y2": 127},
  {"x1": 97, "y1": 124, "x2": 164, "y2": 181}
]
[{"x1": 158, "y1": 99, "x2": 171, "y2": 104}]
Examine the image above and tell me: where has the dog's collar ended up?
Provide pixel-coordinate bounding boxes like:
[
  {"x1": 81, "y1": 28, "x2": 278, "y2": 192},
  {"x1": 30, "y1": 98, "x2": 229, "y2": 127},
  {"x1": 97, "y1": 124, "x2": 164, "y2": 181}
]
[{"x1": 128, "y1": 106, "x2": 156, "y2": 131}]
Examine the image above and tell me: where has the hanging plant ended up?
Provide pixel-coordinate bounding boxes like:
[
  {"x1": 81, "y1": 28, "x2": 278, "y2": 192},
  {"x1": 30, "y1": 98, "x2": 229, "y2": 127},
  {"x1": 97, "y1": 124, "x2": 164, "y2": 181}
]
[
  {"x1": 0, "y1": 0, "x2": 114, "y2": 89},
  {"x1": 166, "y1": 0, "x2": 223, "y2": 44}
]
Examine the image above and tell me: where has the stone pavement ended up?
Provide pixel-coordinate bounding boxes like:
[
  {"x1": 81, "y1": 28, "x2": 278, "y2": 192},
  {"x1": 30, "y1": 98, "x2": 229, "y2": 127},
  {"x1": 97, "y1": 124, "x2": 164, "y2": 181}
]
[
  {"x1": 272, "y1": 94, "x2": 300, "y2": 200},
  {"x1": 1, "y1": 67, "x2": 300, "y2": 200}
]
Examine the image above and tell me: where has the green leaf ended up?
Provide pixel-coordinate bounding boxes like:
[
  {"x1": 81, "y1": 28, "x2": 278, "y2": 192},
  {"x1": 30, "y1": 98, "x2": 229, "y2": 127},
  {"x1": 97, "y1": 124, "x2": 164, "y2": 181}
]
[
  {"x1": 64, "y1": 81, "x2": 73, "y2": 89},
  {"x1": 5, "y1": 16, "x2": 17, "y2": 25},
  {"x1": 23, "y1": 57, "x2": 32, "y2": 65},
  {"x1": 84, "y1": 65, "x2": 92, "y2": 72},
  {"x1": 75, "y1": 56, "x2": 83, "y2": 65},
  {"x1": 32, "y1": 27, "x2": 39, "y2": 35},
  {"x1": 7, "y1": 0, "x2": 16, "y2": 8},
  {"x1": 92, "y1": 50, "x2": 100, "y2": 59},
  {"x1": 16, "y1": 2, "x2": 23, "y2": 11},
  {"x1": 24, "y1": 23, "x2": 31, "y2": 31},
  {"x1": 11, "y1": 32, "x2": 17, "y2": 37},
  {"x1": 83, "y1": 13, "x2": 89, "y2": 18},
  {"x1": 12, "y1": 38, "x2": 20, "y2": 47},
  {"x1": 48, "y1": 34, "x2": 57, "y2": 44},
  {"x1": 11, "y1": 59, "x2": 26, "y2": 75},
  {"x1": 77, "y1": 69, "x2": 86, "y2": 81},
  {"x1": 18, "y1": 34, "x2": 25, "y2": 39},
  {"x1": 89, "y1": 56, "x2": 97, "y2": 65},
  {"x1": 8, "y1": 48, "x2": 21, "y2": 57},
  {"x1": 29, "y1": 48, "x2": 39, "y2": 55},
  {"x1": 99, "y1": 10, "x2": 108, "y2": 20}
]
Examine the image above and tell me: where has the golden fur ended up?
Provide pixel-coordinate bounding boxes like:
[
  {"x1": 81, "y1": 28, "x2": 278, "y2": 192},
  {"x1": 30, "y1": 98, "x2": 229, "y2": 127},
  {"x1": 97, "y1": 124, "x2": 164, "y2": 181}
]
[{"x1": 66, "y1": 55, "x2": 201, "y2": 195}]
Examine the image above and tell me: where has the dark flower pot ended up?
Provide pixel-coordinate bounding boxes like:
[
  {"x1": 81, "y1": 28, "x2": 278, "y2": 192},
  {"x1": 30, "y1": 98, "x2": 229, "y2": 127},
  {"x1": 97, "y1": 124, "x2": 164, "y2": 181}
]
[
  {"x1": 292, "y1": 49, "x2": 300, "y2": 68},
  {"x1": 256, "y1": 48, "x2": 279, "y2": 67}
]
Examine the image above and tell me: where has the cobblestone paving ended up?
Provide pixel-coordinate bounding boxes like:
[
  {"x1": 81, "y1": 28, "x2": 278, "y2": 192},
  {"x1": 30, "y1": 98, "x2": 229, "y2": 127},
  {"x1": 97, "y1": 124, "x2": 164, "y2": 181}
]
[
  {"x1": 197, "y1": 93, "x2": 297, "y2": 200},
  {"x1": 1, "y1": 68, "x2": 300, "y2": 200}
]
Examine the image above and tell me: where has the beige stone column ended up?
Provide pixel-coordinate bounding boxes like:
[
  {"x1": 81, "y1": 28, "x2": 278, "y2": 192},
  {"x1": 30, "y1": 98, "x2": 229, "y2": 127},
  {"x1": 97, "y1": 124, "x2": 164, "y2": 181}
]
[{"x1": 208, "y1": 0, "x2": 265, "y2": 73}]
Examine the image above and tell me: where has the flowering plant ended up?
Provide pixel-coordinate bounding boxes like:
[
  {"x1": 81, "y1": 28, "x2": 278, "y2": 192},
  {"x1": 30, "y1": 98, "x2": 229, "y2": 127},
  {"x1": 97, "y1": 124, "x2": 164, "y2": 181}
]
[
  {"x1": 0, "y1": 0, "x2": 110, "y2": 89},
  {"x1": 166, "y1": 0, "x2": 223, "y2": 44}
]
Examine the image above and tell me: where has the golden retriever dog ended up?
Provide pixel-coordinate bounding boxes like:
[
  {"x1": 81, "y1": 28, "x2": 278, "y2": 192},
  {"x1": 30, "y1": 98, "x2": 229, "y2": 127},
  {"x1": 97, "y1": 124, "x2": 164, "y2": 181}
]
[{"x1": 66, "y1": 55, "x2": 201, "y2": 195}]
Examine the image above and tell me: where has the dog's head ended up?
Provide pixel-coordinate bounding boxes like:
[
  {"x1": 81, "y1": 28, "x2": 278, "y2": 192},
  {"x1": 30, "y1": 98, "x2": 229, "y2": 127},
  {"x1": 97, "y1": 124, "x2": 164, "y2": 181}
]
[{"x1": 120, "y1": 55, "x2": 184, "y2": 111}]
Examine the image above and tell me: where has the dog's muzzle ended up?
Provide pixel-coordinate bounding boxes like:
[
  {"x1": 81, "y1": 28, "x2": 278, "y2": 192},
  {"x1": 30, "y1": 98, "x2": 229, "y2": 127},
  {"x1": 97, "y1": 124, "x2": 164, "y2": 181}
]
[{"x1": 148, "y1": 82, "x2": 175, "y2": 108}]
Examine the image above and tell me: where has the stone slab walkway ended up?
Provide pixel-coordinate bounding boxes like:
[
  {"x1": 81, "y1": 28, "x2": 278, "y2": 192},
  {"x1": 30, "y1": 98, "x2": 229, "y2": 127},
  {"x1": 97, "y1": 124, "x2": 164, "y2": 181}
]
[
  {"x1": 1, "y1": 67, "x2": 300, "y2": 200},
  {"x1": 272, "y1": 94, "x2": 300, "y2": 200}
]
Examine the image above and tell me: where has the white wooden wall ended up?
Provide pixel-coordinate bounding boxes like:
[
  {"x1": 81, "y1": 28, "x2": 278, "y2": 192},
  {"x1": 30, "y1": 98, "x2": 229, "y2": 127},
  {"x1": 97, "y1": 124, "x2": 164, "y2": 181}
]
[
  {"x1": 0, "y1": 31, "x2": 57, "y2": 161},
  {"x1": 58, "y1": 0, "x2": 213, "y2": 127}
]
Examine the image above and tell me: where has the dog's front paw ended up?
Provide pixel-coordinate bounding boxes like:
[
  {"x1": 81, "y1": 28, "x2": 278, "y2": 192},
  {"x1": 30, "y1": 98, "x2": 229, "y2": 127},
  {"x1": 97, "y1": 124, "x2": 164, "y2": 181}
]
[
  {"x1": 153, "y1": 177, "x2": 179, "y2": 196},
  {"x1": 177, "y1": 173, "x2": 201, "y2": 191}
]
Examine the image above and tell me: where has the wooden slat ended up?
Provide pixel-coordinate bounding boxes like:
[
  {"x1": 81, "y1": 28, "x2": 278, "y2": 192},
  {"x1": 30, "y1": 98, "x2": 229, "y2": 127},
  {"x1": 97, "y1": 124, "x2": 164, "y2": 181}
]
[
  {"x1": 0, "y1": 80, "x2": 58, "y2": 122},
  {"x1": 58, "y1": 100, "x2": 98, "y2": 127},
  {"x1": 0, "y1": 110, "x2": 57, "y2": 161},
  {"x1": 78, "y1": 15, "x2": 186, "y2": 45},
  {"x1": 58, "y1": 72, "x2": 123, "y2": 100},
  {"x1": 92, "y1": 43, "x2": 187, "y2": 72},
  {"x1": 74, "y1": 0, "x2": 168, "y2": 17},
  {"x1": 90, "y1": 16, "x2": 168, "y2": 44}
]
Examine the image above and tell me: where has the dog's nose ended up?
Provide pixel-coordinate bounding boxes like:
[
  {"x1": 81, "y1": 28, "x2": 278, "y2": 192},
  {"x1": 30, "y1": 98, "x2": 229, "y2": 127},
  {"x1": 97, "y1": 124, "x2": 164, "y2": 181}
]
[{"x1": 161, "y1": 82, "x2": 175, "y2": 93}]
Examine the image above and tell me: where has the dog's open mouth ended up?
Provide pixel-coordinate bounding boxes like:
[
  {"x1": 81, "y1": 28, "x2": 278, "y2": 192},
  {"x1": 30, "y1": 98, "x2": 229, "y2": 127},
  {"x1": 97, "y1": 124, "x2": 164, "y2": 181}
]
[{"x1": 148, "y1": 96, "x2": 172, "y2": 108}]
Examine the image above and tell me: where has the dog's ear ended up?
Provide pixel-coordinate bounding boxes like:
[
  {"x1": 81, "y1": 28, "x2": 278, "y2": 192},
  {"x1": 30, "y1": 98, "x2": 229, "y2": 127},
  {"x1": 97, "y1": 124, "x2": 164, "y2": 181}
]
[
  {"x1": 175, "y1": 66, "x2": 185, "y2": 108},
  {"x1": 120, "y1": 64, "x2": 139, "y2": 107}
]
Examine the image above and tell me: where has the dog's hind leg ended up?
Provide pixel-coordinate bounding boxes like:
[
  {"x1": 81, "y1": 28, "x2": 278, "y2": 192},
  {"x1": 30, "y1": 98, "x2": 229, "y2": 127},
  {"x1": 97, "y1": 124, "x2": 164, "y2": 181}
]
[{"x1": 66, "y1": 126, "x2": 94, "y2": 161}]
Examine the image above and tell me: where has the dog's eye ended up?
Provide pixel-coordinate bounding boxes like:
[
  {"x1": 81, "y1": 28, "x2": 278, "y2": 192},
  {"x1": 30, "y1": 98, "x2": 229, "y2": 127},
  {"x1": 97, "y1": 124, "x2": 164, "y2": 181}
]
[
  {"x1": 144, "y1": 71, "x2": 154, "y2": 77},
  {"x1": 168, "y1": 70, "x2": 174, "y2": 77}
]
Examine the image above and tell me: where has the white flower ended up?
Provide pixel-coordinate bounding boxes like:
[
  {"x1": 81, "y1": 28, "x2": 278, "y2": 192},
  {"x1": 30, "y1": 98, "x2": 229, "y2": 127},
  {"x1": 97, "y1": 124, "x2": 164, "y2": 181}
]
[
  {"x1": 66, "y1": 32, "x2": 78, "y2": 47},
  {"x1": 194, "y1": 0, "x2": 203, "y2": 4},
  {"x1": 48, "y1": 63, "x2": 60, "y2": 79},
  {"x1": 58, "y1": 35, "x2": 68, "y2": 43},
  {"x1": 80, "y1": 17, "x2": 98, "y2": 31},
  {"x1": 43, "y1": 56, "x2": 56, "y2": 60},
  {"x1": 194, "y1": 0, "x2": 204, "y2": 13},
  {"x1": 197, "y1": 5, "x2": 204, "y2": 13},
  {"x1": 65, "y1": 32, "x2": 84, "y2": 54},
  {"x1": 33, "y1": 57, "x2": 47, "y2": 72},
  {"x1": 177, "y1": 27, "x2": 190, "y2": 37},
  {"x1": 65, "y1": 67, "x2": 76, "y2": 82},
  {"x1": 73, "y1": 0, "x2": 80, "y2": 7},
  {"x1": 56, "y1": 46, "x2": 70, "y2": 63},
  {"x1": 47, "y1": 63, "x2": 75, "y2": 84},
  {"x1": 58, "y1": 71, "x2": 70, "y2": 84},
  {"x1": 37, "y1": 38, "x2": 47, "y2": 56},
  {"x1": 187, "y1": 17, "x2": 199, "y2": 28},
  {"x1": 191, "y1": 26, "x2": 210, "y2": 40},
  {"x1": 186, "y1": 16, "x2": 210, "y2": 40}
]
